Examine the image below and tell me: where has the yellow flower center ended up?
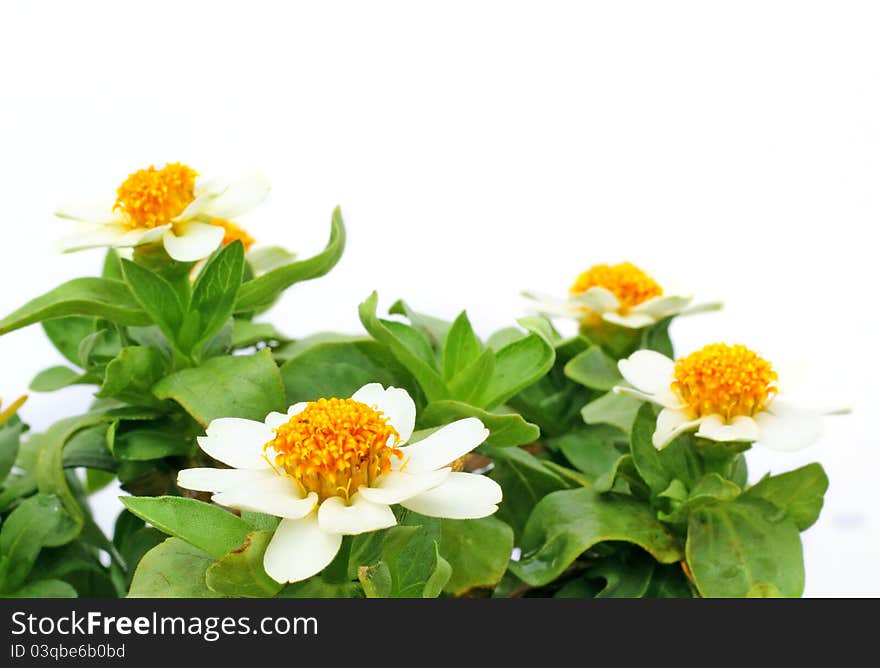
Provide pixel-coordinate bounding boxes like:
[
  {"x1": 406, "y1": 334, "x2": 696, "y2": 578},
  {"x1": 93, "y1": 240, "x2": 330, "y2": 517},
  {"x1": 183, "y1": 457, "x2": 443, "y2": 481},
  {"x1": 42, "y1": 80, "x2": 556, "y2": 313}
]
[
  {"x1": 672, "y1": 343, "x2": 777, "y2": 421},
  {"x1": 570, "y1": 262, "x2": 662, "y2": 313},
  {"x1": 114, "y1": 163, "x2": 198, "y2": 229},
  {"x1": 264, "y1": 398, "x2": 402, "y2": 501},
  {"x1": 215, "y1": 218, "x2": 255, "y2": 250}
]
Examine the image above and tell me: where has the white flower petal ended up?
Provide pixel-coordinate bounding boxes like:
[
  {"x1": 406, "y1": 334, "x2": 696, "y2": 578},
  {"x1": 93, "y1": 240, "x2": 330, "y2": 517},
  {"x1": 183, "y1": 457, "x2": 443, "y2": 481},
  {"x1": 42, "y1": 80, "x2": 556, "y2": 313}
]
[
  {"x1": 162, "y1": 222, "x2": 224, "y2": 261},
  {"x1": 177, "y1": 467, "x2": 276, "y2": 493},
  {"x1": 198, "y1": 417, "x2": 274, "y2": 469},
  {"x1": 521, "y1": 291, "x2": 584, "y2": 317},
  {"x1": 357, "y1": 469, "x2": 450, "y2": 505},
  {"x1": 653, "y1": 409, "x2": 703, "y2": 450},
  {"x1": 618, "y1": 350, "x2": 675, "y2": 395},
  {"x1": 571, "y1": 286, "x2": 620, "y2": 313},
  {"x1": 263, "y1": 514, "x2": 342, "y2": 584},
  {"x1": 265, "y1": 411, "x2": 290, "y2": 429},
  {"x1": 396, "y1": 418, "x2": 489, "y2": 473},
  {"x1": 630, "y1": 295, "x2": 693, "y2": 318},
  {"x1": 213, "y1": 478, "x2": 317, "y2": 519},
  {"x1": 317, "y1": 493, "x2": 397, "y2": 535},
  {"x1": 754, "y1": 410, "x2": 823, "y2": 452},
  {"x1": 696, "y1": 415, "x2": 760, "y2": 443},
  {"x1": 400, "y1": 473, "x2": 502, "y2": 519},
  {"x1": 602, "y1": 311, "x2": 657, "y2": 329},
  {"x1": 54, "y1": 198, "x2": 118, "y2": 224},
  {"x1": 175, "y1": 191, "x2": 219, "y2": 221},
  {"x1": 202, "y1": 172, "x2": 271, "y2": 219},
  {"x1": 351, "y1": 384, "x2": 416, "y2": 444},
  {"x1": 678, "y1": 301, "x2": 724, "y2": 317}
]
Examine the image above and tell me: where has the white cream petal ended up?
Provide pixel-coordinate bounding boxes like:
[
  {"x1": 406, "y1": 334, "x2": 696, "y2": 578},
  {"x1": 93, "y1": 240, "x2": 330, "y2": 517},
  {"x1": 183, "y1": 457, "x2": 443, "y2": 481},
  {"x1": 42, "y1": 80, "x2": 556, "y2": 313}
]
[
  {"x1": 351, "y1": 384, "x2": 416, "y2": 444},
  {"x1": 653, "y1": 409, "x2": 703, "y2": 450},
  {"x1": 357, "y1": 469, "x2": 450, "y2": 505},
  {"x1": 54, "y1": 198, "x2": 118, "y2": 224},
  {"x1": 631, "y1": 295, "x2": 693, "y2": 317},
  {"x1": 263, "y1": 514, "x2": 342, "y2": 584},
  {"x1": 396, "y1": 418, "x2": 489, "y2": 473},
  {"x1": 571, "y1": 286, "x2": 620, "y2": 313},
  {"x1": 400, "y1": 473, "x2": 502, "y2": 519},
  {"x1": 175, "y1": 191, "x2": 220, "y2": 221},
  {"x1": 265, "y1": 411, "x2": 290, "y2": 429},
  {"x1": 317, "y1": 493, "x2": 397, "y2": 535},
  {"x1": 696, "y1": 415, "x2": 761, "y2": 443},
  {"x1": 177, "y1": 467, "x2": 276, "y2": 493},
  {"x1": 754, "y1": 410, "x2": 823, "y2": 452},
  {"x1": 602, "y1": 312, "x2": 657, "y2": 329},
  {"x1": 202, "y1": 172, "x2": 271, "y2": 219},
  {"x1": 162, "y1": 222, "x2": 224, "y2": 262},
  {"x1": 618, "y1": 350, "x2": 676, "y2": 395},
  {"x1": 521, "y1": 291, "x2": 584, "y2": 317},
  {"x1": 213, "y1": 479, "x2": 317, "y2": 519},
  {"x1": 198, "y1": 417, "x2": 274, "y2": 469},
  {"x1": 58, "y1": 225, "x2": 128, "y2": 252}
]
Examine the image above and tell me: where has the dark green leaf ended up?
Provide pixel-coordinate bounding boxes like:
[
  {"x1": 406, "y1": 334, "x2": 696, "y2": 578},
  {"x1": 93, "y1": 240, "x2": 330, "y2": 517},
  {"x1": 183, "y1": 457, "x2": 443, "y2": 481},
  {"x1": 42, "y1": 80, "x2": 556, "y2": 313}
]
[
  {"x1": 0, "y1": 421, "x2": 23, "y2": 483},
  {"x1": 0, "y1": 494, "x2": 66, "y2": 592},
  {"x1": 440, "y1": 517, "x2": 513, "y2": 595},
  {"x1": 120, "y1": 260, "x2": 186, "y2": 350},
  {"x1": 476, "y1": 334, "x2": 555, "y2": 409},
  {"x1": 6, "y1": 579, "x2": 78, "y2": 598},
  {"x1": 206, "y1": 530, "x2": 282, "y2": 598},
  {"x1": 128, "y1": 537, "x2": 221, "y2": 598},
  {"x1": 554, "y1": 425, "x2": 625, "y2": 482},
  {"x1": 62, "y1": 424, "x2": 116, "y2": 472},
  {"x1": 744, "y1": 463, "x2": 828, "y2": 531}
]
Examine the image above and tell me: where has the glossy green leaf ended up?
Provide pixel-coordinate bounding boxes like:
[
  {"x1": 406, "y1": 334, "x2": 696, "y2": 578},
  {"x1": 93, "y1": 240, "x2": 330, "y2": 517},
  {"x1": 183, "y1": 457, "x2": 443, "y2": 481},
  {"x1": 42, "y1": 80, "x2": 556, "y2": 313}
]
[
  {"x1": 686, "y1": 496, "x2": 804, "y2": 598},
  {"x1": 185, "y1": 241, "x2": 245, "y2": 354},
  {"x1": 111, "y1": 420, "x2": 194, "y2": 461},
  {"x1": 0, "y1": 278, "x2": 149, "y2": 336},
  {"x1": 476, "y1": 333, "x2": 555, "y2": 409},
  {"x1": 0, "y1": 494, "x2": 66, "y2": 592},
  {"x1": 744, "y1": 463, "x2": 828, "y2": 531},
  {"x1": 554, "y1": 425, "x2": 625, "y2": 482},
  {"x1": 120, "y1": 495, "x2": 251, "y2": 559},
  {"x1": 511, "y1": 488, "x2": 684, "y2": 586},
  {"x1": 206, "y1": 530, "x2": 282, "y2": 598},
  {"x1": 440, "y1": 517, "x2": 514, "y2": 595},
  {"x1": 154, "y1": 348, "x2": 285, "y2": 426},
  {"x1": 358, "y1": 292, "x2": 449, "y2": 402},
  {"x1": 128, "y1": 537, "x2": 221, "y2": 598},
  {"x1": 442, "y1": 311, "x2": 483, "y2": 381},
  {"x1": 97, "y1": 346, "x2": 167, "y2": 405},
  {"x1": 564, "y1": 345, "x2": 622, "y2": 391},
  {"x1": 235, "y1": 208, "x2": 346, "y2": 312},
  {"x1": 588, "y1": 551, "x2": 656, "y2": 598},
  {"x1": 419, "y1": 400, "x2": 539, "y2": 449},
  {"x1": 629, "y1": 404, "x2": 702, "y2": 495},
  {"x1": 62, "y1": 424, "x2": 116, "y2": 471},
  {"x1": 121, "y1": 260, "x2": 186, "y2": 347}
]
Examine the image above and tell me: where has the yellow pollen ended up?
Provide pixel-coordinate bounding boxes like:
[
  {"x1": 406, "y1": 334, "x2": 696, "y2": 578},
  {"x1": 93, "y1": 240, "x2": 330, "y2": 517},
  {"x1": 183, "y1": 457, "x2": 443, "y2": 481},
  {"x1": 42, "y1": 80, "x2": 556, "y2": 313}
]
[
  {"x1": 264, "y1": 398, "x2": 402, "y2": 501},
  {"x1": 672, "y1": 343, "x2": 777, "y2": 421},
  {"x1": 214, "y1": 218, "x2": 255, "y2": 250},
  {"x1": 570, "y1": 262, "x2": 662, "y2": 313},
  {"x1": 114, "y1": 163, "x2": 198, "y2": 229}
]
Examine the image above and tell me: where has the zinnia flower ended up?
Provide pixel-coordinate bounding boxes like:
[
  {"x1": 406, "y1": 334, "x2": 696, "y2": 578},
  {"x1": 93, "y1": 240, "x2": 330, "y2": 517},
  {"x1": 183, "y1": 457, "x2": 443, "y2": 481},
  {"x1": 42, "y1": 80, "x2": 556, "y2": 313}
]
[
  {"x1": 177, "y1": 383, "x2": 502, "y2": 584},
  {"x1": 56, "y1": 162, "x2": 268, "y2": 261},
  {"x1": 614, "y1": 344, "x2": 847, "y2": 451},
  {"x1": 524, "y1": 261, "x2": 718, "y2": 329}
]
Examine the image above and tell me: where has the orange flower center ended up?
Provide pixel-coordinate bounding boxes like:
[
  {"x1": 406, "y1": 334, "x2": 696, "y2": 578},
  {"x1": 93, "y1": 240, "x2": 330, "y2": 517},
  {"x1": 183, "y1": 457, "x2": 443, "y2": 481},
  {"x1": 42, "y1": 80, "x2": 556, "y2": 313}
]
[
  {"x1": 570, "y1": 262, "x2": 662, "y2": 313},
  {"x1": 672, "y1": 343, "x2": 777, "y2": 420},
  {"x1": 214, "y1": 218, "x2": 255, "y2": 250},
  {"x1": 114, "y1": 163, "x2": 198, "y2": 229},
  {"x1": 264, "y1": 398, "x2": 401, "y2": 501}
]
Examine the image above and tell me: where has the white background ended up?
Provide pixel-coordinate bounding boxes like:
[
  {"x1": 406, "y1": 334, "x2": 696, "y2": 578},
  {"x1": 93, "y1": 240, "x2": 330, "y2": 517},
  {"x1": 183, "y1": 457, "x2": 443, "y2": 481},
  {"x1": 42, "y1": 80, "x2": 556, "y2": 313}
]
[{"x1": 0, "y1": 1, "x2": 877, "y2": 596}]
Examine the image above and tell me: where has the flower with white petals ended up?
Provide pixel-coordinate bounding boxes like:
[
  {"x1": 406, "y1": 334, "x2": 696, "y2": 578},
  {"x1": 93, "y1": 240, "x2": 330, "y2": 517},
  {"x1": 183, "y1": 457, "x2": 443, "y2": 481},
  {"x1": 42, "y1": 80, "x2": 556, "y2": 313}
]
[
  {"x1": 56, "y1": 162, "x2": 269, "y2": 262},
  {"x1": 523, "y1": 262, "x2": 719, "y2": 329},
  {"x1": 614, "y1": 344, "x2": 848, "y2": 451},
  {"x1": 177, "y1": 383, "x2": 501, "y2": 584}
]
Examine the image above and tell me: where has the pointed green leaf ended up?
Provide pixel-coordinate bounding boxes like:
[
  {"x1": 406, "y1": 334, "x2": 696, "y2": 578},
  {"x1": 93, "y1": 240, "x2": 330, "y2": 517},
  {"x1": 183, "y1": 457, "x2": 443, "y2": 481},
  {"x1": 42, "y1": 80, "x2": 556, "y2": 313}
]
[
  {"x1": 206, "y1": 530, "x2": 282, "y2": 598},
  {"x1": 744, "y1": 463, "x2": 828, "y2": 531},
  {"x1": 419, "y1": 400, "x2": 539, "y2": 449},
  {"x1": 128, "y1": 537, "x2": 221, "y2": 598}
]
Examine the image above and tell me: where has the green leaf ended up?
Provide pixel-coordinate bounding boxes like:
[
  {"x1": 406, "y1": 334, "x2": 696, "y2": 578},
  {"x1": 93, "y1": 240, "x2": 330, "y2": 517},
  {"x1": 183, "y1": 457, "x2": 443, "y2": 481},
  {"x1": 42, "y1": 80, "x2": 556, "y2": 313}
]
[
  {"x1": 422, "y1": 544, "x2": 452, "y2": 598},
  {"x1": 629, "y1": 404, "x2": 702, "y2": 496},
  {"x1": 0, "y1": 494, "x2": 66, "y2": 592},
  {"x1": 240, "y1": 511, "x2": 280, "y2": 532},
  {"x1": 206, "y1": 530, "x2": 282, "y2": 598},
  {"x1": 120, "y1": 496, "x2": 251, "y2": 559},
  {"x1": 581, "y1": 391, "x2": 642, "y2": 432},
  {"x1": 362, "y1": 518, "x2": 447, "y2": 598},
  {"x1": 588, "y1": 551, "x2": 656, "y2": 598},
  {"x1": 280, "y1": 339, "x2": 419, "y2": 404},
  {"x1": 641, "y1": 317, "x2": 674, "y2": 357},
  {"x1": 447, "y1": 348, "x2": 495, "y2": 404},
  {"x1": 154, "y1": 348, "x2": 285, "y2": 426},
  {"x1": 440, "y1": 517, "x2": 514, "y2": 595},
  {"x1": 235, "y1": 207, "x2": 346, "y2": 312},
  {"x1": 388, "y1": 300, "x2": 453, "y2": 350},
  {"x1": 62, "y1": 424, "x2": 116, "y2": 472},
  {"x1": 278, "y1": 576, "x2": 361, "y2": 598},
  {"x1": 6, "y1": 579, "x2": 78, "y2": 598},
  {"x1": 0, "y1": 278, "x2": 149, "y2": 336},
  {"x1": 554, "y1": 425, "x2": 625, "y2": 482},
  {"x1": 476, "y1": 334, "x2": 555, "y2": 409},
  {"x1": 0, "y1": 421, "x2": 23, "y2": 482},
  {"x1": 128, "y1": 537, "x2": 221, "y2": 598},
  {"x1": 121, "y1": 260, "x2": 186, "y2": 351},
  {"x1": 30, "y1": 366, "x2": 88, "y2": 392},
  {"x1": 246, "y1": 246, "x2": 297, "y2": 274},
  {"x1": 111, "y1": 419, "x2": 195, "y2": 461},
  {"x1": 185, "y1": 241, "x2": 245, "y2": 354},
  {"x1": 512, "y1": 488, "x2": 684, "y2": 586},
  {"x1": 42, "y1": 316, "x2": 98, "y2": 367},
  {"x1": 487, "y1": 446, "x2": 567, "y2": 539},
  {"x1": 97, "y1": 346, "x2": 167, "y2": 405},
  {"x1": 419, "y1": 401, "x2": 539, "y2": 449},
  {"x1": 686, "y1": 496, "x2": 804, "y2": 598},
  {"x1": 744, "y1": 463, "x2": 829, "y2": 531},
  {"x1": 232, "y1": 319, "x2": 285, "y2": 348},
  {"x1": 564, "y1": 345, "x2": 622, "y2": 391},
  {"x1": 486, "y1": 327, "x2": 527, "y2": 351},
  {"x1": 358, "y1": 292, "x2": 449, "y2": 402},
  {"x1": 442, "y1": 312, "x2": 483, "y2": 381}
]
